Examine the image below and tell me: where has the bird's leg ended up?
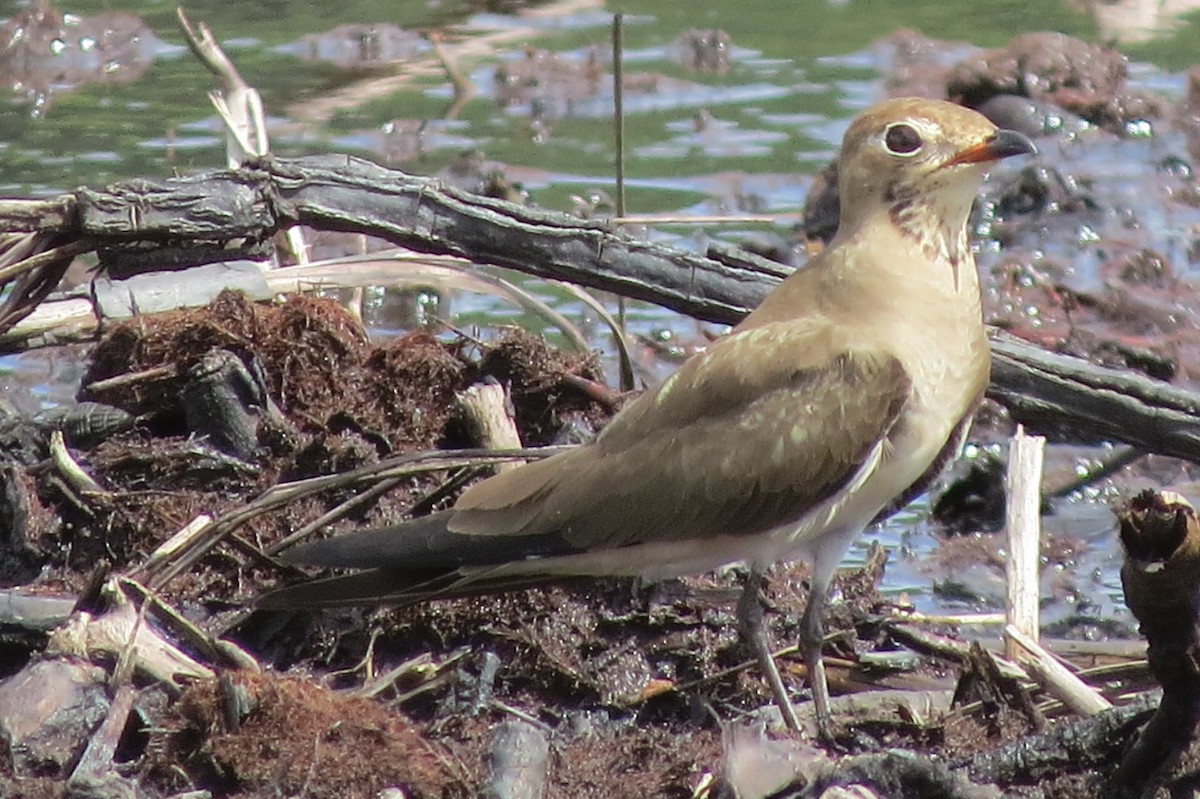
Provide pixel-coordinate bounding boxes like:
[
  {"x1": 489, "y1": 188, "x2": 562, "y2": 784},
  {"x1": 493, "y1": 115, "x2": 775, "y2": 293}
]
[
  {"x1": 737, "y1": 567, "x2": 802, "y2": 733},
  {"x1": 800, "y1": 560, "x2": 836, "y2": 744}
]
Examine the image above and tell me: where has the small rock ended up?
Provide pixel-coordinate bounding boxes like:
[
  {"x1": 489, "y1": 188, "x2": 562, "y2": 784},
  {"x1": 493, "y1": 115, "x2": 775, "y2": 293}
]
[
  {"x1": 670, "y1": 29, "x2": 733, "y2": 75},
  {"x1": 66, "y1": 771, "x2": 143, "y2": 799},
  {"x1": 0, "y1": 658, "x2": 110, "y2": 778}
]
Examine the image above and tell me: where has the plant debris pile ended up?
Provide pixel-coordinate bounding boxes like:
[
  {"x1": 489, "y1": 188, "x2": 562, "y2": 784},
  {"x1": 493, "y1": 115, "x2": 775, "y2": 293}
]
[{"x1": 4, "y1": 290, "x2": 612, "y2": 604}]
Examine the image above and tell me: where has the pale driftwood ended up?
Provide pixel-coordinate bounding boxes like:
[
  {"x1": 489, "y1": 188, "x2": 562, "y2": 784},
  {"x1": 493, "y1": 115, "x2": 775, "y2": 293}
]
[
  {"x1": 1, "y1": 254, "x2": 599, "y2": 353},
  {"x1": 458, "y1": 382, "x2": 524, "y2": 472},
  {"x1": 116, "y1": 577, "x2": 259, "y2": 673},
  {"x1": 1005, "y1": 625, "x2": 1111, "y2": 717},
  {"x1": 45, "y1": 599, "x2": 214, "y2": 684},
  {"x1": 130, "y1": 514, "x2": 215, "y2": 584},
  {"x1": 1002, "y1": 432, "x2": 1112, "y2": 717},
  {"x1": 49, "y1": 430, "x2": 107, "y2": 497},
  {"x1": 885, "y1": 622, "x2": 1029, "y2": 682},
  {"x1": 3, "y1": 157, "x2": 1200, "y2": 463},
  {"x1": 1004, "y1": 426, "x2": 1043, "y2": 662},
  {"x1": 891, "y1": 611, "x2": 1005, "y2": 626}
]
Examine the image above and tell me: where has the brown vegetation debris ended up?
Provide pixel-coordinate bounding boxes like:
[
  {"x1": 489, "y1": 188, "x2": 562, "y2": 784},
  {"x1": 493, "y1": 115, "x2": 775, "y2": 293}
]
[
  {"x1": 47, "y1": 490, "x2": 217, "y2": 579},
  {"x1": 255, "y1": 293, "x2": 371, "y2": 419},
  {"x1": 549, "y1": 726, "x2": 721, "y2": 799},
  {"x1": 20, "y1": 291, "x2": 619, "y2": 605},
  {"x1": 150, "y1": 671, "x2": 464, "y2": 799},
  {"x1": 363, "y1": 332, "x2": 465, "y2": 452},
  {"x1": 82, "y1": 291, "x2": 369, "y2": 430},
  {"x1": 467, "y1": 329, "x2": 608, "y2": 446}
]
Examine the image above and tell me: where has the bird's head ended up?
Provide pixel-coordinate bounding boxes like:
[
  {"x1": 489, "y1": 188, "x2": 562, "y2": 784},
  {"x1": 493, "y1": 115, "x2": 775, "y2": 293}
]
[{"x1": 834, "y1": 97, "x2": 1035, "y2": 264}]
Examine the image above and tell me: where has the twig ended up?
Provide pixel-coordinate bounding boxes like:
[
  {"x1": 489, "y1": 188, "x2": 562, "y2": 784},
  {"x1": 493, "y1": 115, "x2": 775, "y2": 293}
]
[
  {"x1": 1004, "y1": 426, "x2": 1043, "y2": 661},
  {"x1": 1004, "y1": 624, "x2": 1112, "y2": 716},
  {"x1": 177, "y1": 7, "x2": 307, "y2": 265},
  {"x1": 885, "y1": 621, "x2": 1028, "y2": 681},
  {"x1": 559, "y1": 372, "x2": 626, "y2": 412},
  {"x1": 68, "y1": 683, "x2": 137, "y2": 789},
  {"x1": 553, "y1": 279, "x2": 636, "y2": 391},
  {"x1": 85, "y1": 364, "x2": 178, "y2": 394},
  {"x1": 130, "y1": 514, "x2": 213, "y2": 582},
  {"x1": 0, "y1": 238, "x2": 92, "y2": 285},
  {"x1": 0, "y1": 238, "x2": 94, "y2": 334},
  {"x1": 611, "y1": 13, "x2": 628, "y2": 344},
  {"x1": 889, "y1": 611, "x2": 1006, "y2": 626},
  {"x1": 611, "y1": 12, "x2": 626, "y2": 224},
  {"x1": 429, "y1": 32, "x2": 475, "y2": 120},
  {"x1": 1045, "y1": 445, "x2": 1143, "y2": 500},
  {"x1": 49, "y1": 430, "x2": 107, "y2": 497},
  {"x1": 117, "y1": 577, "x2": 260, "y2": 672},
  {"x1": 488, "y1": 699, "x2": 555, "y2": 735},
  {"x1": 267, "y1": 477, "x2": 402, "y2": 555},
  {"x1": 613, "y1": 214, "x2": 788, "y2": 225}
]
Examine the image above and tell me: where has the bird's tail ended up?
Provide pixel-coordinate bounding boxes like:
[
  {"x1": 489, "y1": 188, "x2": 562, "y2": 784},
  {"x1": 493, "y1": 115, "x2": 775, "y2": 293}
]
[
  {"x1": 257, "y1": 565, "x2": 567, "y2": 609},
  {"x1": 257, "y1": 509, "x2": 578, "y2": 609}
]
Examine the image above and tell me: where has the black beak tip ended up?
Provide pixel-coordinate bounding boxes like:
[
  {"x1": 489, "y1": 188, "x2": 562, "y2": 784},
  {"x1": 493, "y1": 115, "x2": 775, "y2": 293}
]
[{"x1": 992, "y1": 128, "x2": 1038, "y2": 159}]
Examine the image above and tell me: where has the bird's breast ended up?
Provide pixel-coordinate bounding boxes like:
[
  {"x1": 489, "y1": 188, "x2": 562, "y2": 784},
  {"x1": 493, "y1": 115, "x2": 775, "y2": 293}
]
[{"x1": 869, "y1": 281, "x2": 990, "y2": 513}]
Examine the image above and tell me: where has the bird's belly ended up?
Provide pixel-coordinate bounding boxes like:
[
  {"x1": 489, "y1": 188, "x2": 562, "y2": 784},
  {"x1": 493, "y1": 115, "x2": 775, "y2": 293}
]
[
  {"x1": 477, "y1": 531, "x2": 790, "y2": 581},
  {"x1": 760, "y1": 389, "x2": 968, "y2": 568}
]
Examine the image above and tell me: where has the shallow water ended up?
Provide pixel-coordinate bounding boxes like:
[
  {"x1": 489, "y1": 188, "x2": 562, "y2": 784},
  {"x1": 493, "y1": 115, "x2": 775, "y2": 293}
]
[{"x1": 5, "y1": 0, "x2": 1199, "y2": 631}]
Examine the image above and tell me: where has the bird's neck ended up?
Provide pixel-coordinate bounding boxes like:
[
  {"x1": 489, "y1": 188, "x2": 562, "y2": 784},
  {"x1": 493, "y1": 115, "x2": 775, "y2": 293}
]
[
  {"x1": 823, "y1": 211, "x2": 980, "y2": 320},
  {"x1": 886, "y1": 195, "x2": 971, "y2": 280},
  {"x1": 743, "y1": 187, "x2": 984, "y2": 331}
]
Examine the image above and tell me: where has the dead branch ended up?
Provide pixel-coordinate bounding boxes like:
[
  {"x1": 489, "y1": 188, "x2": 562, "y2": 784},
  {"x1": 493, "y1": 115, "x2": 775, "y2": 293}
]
[
  {"x1": 989, "y1": 332, "x2": 1200, "y2": 463},
  {"x1": 4, "y1": 155, "x2": 778, "y2": 323}
]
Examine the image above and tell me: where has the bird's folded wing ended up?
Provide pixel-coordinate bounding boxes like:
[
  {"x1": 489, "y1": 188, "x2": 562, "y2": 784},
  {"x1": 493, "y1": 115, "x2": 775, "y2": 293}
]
[{"x1": 450, "y1": 321, "x2": 913, "y2": 549}]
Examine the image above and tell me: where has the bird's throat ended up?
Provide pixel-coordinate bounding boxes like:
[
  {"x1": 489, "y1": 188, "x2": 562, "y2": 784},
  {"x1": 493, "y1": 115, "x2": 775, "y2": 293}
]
[{"x1": 887, "y1": 194, "x2": 970, "y2": 289}]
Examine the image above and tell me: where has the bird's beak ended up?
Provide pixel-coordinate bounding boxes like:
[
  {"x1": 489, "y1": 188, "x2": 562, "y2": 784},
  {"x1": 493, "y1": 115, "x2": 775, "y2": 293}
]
[{"x1": 943, "y1": 128, "x2": 1038, "y2": 167}]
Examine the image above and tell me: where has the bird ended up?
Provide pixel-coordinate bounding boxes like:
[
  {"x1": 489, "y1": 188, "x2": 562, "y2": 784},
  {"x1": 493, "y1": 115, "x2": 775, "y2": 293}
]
[{"x1": 260, "y1": 97, "x2": 1036, "y2": 740}]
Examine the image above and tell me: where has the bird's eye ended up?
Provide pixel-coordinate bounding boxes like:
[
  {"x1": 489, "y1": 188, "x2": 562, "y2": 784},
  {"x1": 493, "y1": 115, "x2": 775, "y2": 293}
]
[{"x1": 884, "y1": 123, "x2": 923, "y2": 156}]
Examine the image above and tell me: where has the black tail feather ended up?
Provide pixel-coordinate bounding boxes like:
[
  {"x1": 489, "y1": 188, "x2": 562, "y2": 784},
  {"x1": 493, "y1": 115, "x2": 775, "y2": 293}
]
[
  {"x1": 257, "y1": 566, "x2": 570, "y2": 609},
  {"x1": 277, "y1": 510, "x2": 578, "y2": 570}
]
